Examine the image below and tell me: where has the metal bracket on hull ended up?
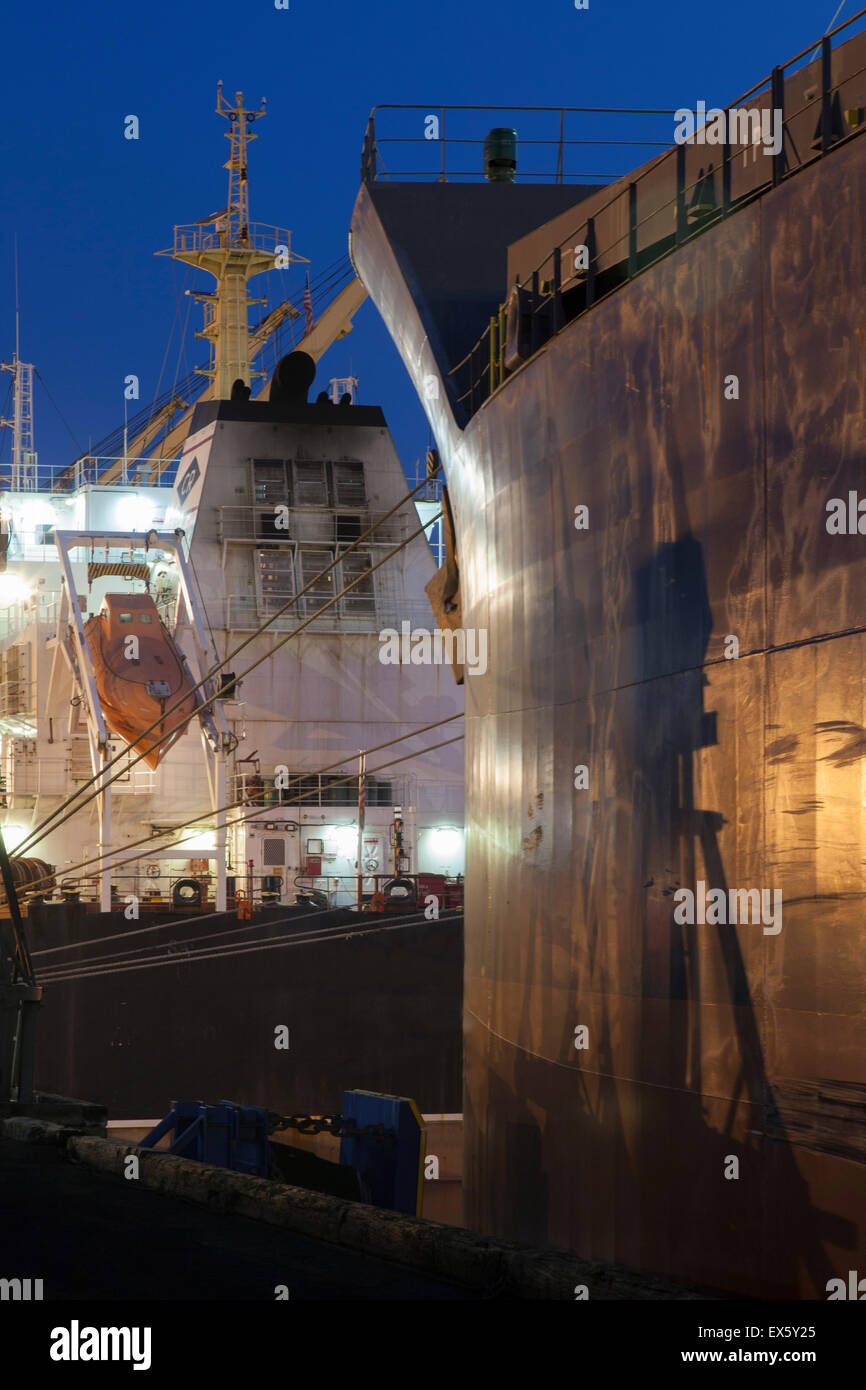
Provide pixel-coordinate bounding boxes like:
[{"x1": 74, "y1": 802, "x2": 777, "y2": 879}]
[{"x1": 424, "y1": 486, "x2": 464, "y2": 684}]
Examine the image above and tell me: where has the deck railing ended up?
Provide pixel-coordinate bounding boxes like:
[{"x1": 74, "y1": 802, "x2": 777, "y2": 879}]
[
  {"x1": 215, "y1": 505, "x2": 409, "y2": 546},
  {"x1": 360, "y1": 104, "x2": 674, "y2": 186},
  {"x1": 232, "y1": 770, "x2": 395, "y2": 808},
  {"x1": 0, "y1": 454, "x2": 180, "y2": 495},
  {"x1": 167, "y1": 222, "x2": 293, "y2": 258},
  {"x1": 361, "y1": 7, "x2": 866, "y2": 420},
  {"x1": 220, "y1": 594, "x2": 435, "y2": 634}
]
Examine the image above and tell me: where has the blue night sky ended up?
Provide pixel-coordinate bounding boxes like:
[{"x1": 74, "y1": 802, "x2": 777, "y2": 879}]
[{"x1": 0, "y1": 0, "x2": 849, "y2": 480}]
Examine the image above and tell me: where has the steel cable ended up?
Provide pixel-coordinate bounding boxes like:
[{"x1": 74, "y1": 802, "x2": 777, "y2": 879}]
[
  {"x1": 20, "y1": 721, "x2": 463, "y2": 895},
  {"x1": 36, "y1": 910, "x2": 463, "y2": 985},
  {"x1": 14, "y1": 476, "x2": 442, "y2": 857}
]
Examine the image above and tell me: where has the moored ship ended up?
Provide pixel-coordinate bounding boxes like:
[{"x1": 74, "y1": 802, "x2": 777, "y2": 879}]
[
  {"x1": 350, "y1": 13, "x2": 866, "y2": 1295},
  {"x1": 0, "y1": 89, "x2": 466, "y2": 1123}
]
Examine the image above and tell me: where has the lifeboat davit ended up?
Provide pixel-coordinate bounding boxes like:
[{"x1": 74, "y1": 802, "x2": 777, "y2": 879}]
[{"x1": 84, "y1": 593, "x2": 200, "y2": 769}]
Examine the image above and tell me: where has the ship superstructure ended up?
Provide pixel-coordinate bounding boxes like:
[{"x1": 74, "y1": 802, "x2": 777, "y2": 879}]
[{"x1": 0, "y1": 91, "x2": 465, "y2": 918}]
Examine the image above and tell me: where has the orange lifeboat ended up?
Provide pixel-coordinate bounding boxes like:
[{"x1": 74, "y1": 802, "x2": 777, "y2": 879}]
[{"x1": 84, "y1": 593, "x2": 200, "y2": 769}]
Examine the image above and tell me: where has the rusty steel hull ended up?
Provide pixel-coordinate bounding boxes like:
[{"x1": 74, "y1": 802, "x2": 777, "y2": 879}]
[{"x1": 351, "y1": 128, "x2": 866, "y2": 1296}]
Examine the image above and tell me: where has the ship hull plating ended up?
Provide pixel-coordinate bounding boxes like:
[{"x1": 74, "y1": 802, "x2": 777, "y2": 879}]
[{"x1": 353, "y1": 131, "x2": 866, "y2": 1295}]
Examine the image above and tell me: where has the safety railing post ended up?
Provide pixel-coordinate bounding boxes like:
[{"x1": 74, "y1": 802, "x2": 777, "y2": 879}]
[
  {"x1": 498, "y1": 304, "x2": 506, "y2": 383},
  {"x1": 722, "y1": 126, "x2": 732, "y2": 215},
  {"x1": 440, "y1": 107, "x2": 446, "y2": 182},
  {"x1": 771, "y1": 66, "x2": 785, "y2": 184},
  {"x1": 628, "y1": 182, "x2": 637, "y2": 278},
  {"x1": 530, "y1": 270, "x2": 541, "y2": 353},
  {"x1": 676, "y1": 144, "x2": 687, "y2": 245},
  {"x1": 821, "y1": 38, "x2": 833, "y2": 154},
  {"x1": 585, "y1": 218, "x2": 597, "y2": 308},
  {"x1": 552, "y1": 245, "x2": 564, "y2": 331},
  {"x1": 556, "y1": 109, "x2": 564, "y2": 184},
  {"x1": 369, "y1": 115, "x2": 378, "y2": 182}
]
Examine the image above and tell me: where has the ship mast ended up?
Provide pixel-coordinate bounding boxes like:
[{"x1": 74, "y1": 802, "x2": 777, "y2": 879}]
[
  {"x1": 0, "y1": 357, "x2": 35, "y2": 490},
  {"x1": 157, "y1": 83, "x2": 301, "y2": 400},
  {"x1": 1, "y1": 243, "x2": 37, "y2": 491}
]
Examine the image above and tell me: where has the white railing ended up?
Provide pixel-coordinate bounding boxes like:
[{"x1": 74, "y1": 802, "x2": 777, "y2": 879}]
[
  {"x1": 221, "y1": 595, "x2": 435, "y2": 634},
  {"x1": 0, "y1": 594, "x2": 61, "y2": 642},
  {"x1": 216, "y1": 506, "x2": 410, "y2": 545},
  {"x1": 0, "y1": 585, "x2": 438, "y2": 641},
  {"x1": 232, "y1": 770, "x2": 397, "y2": 808},
  {"x1": 4, "y1": 754, "x2": 157, "y2": 798},
  {"x1": 6, "y1": 454, "x2": 179, "y2": 494}
]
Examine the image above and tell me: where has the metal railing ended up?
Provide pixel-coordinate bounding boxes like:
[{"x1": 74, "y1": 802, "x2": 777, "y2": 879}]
[
  {"x1": 464, "y1": 12, "x2": 866, "y2": 414},
  {"x1": 0, "y1": 583, "x2": 437, "y2": 641},
  {"x1": 31, "y1": 873, "x2": 219, "y2": 910},
  {"x1": 361, "y1": 9, "x2": 866, "y2": 420},
  {"x1": 167, "y1": 222, "x2": 293, "y2": 258},
  {"x1": 0, "y1": 594, "x2": 60, "y2": 642},
  {"x1": 0, "y1": 751, "x2": 157, "y2": 800},
  {"x1": 0, "y1": 454, "x2": 180, "y2": 495},
  {"x1": 283, "y1": 873, "x2": 466, "y2": 911},
  {"x1": 232, "y1": 770, "x2": 395, "y2": 808},
  {"x1": 220, "y1": 594, "x2": 435, "y2": 634},
  {"x1": 31, "y1": 870, "x2": 465, "y2": 912},
  {"x1": 360, "y1": 104, "x2": 675, "y2": 185},
  {"x1": 216, "y1": 505, "x2": 409, "y2": 546}
]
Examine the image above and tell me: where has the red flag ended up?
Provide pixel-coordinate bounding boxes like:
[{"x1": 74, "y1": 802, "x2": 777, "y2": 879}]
[{"x1": 304, "y1": 272, "x2": 314, "y2": 335}]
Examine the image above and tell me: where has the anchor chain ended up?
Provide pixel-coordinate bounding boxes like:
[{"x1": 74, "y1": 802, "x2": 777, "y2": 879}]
[{"x1": 266, "y1": 1111, "x2": 393, "y2": 1143}]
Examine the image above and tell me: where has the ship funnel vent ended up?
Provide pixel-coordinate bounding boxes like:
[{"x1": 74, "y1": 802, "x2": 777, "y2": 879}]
[
  {"x1": 484, "y1": 128, "x2": 517, "y2": 182},
  {"x1": 269, "y1": 351, "x2": 316, "y2": 405}
]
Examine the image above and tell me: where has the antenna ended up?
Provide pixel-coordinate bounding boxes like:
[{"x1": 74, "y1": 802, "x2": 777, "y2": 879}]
[
  {"x1": 156, "y1": 86, "x2": 306, "y2": 400},
  {"x1": 1, "y1": 237, "x2": 37, "y2": 490},
  {"x1": 215, "y1": 84, "x2": 268, "y2": 247},
  {"x1": 14, "y1": 235, "x2": 20, "y2": 362}
]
